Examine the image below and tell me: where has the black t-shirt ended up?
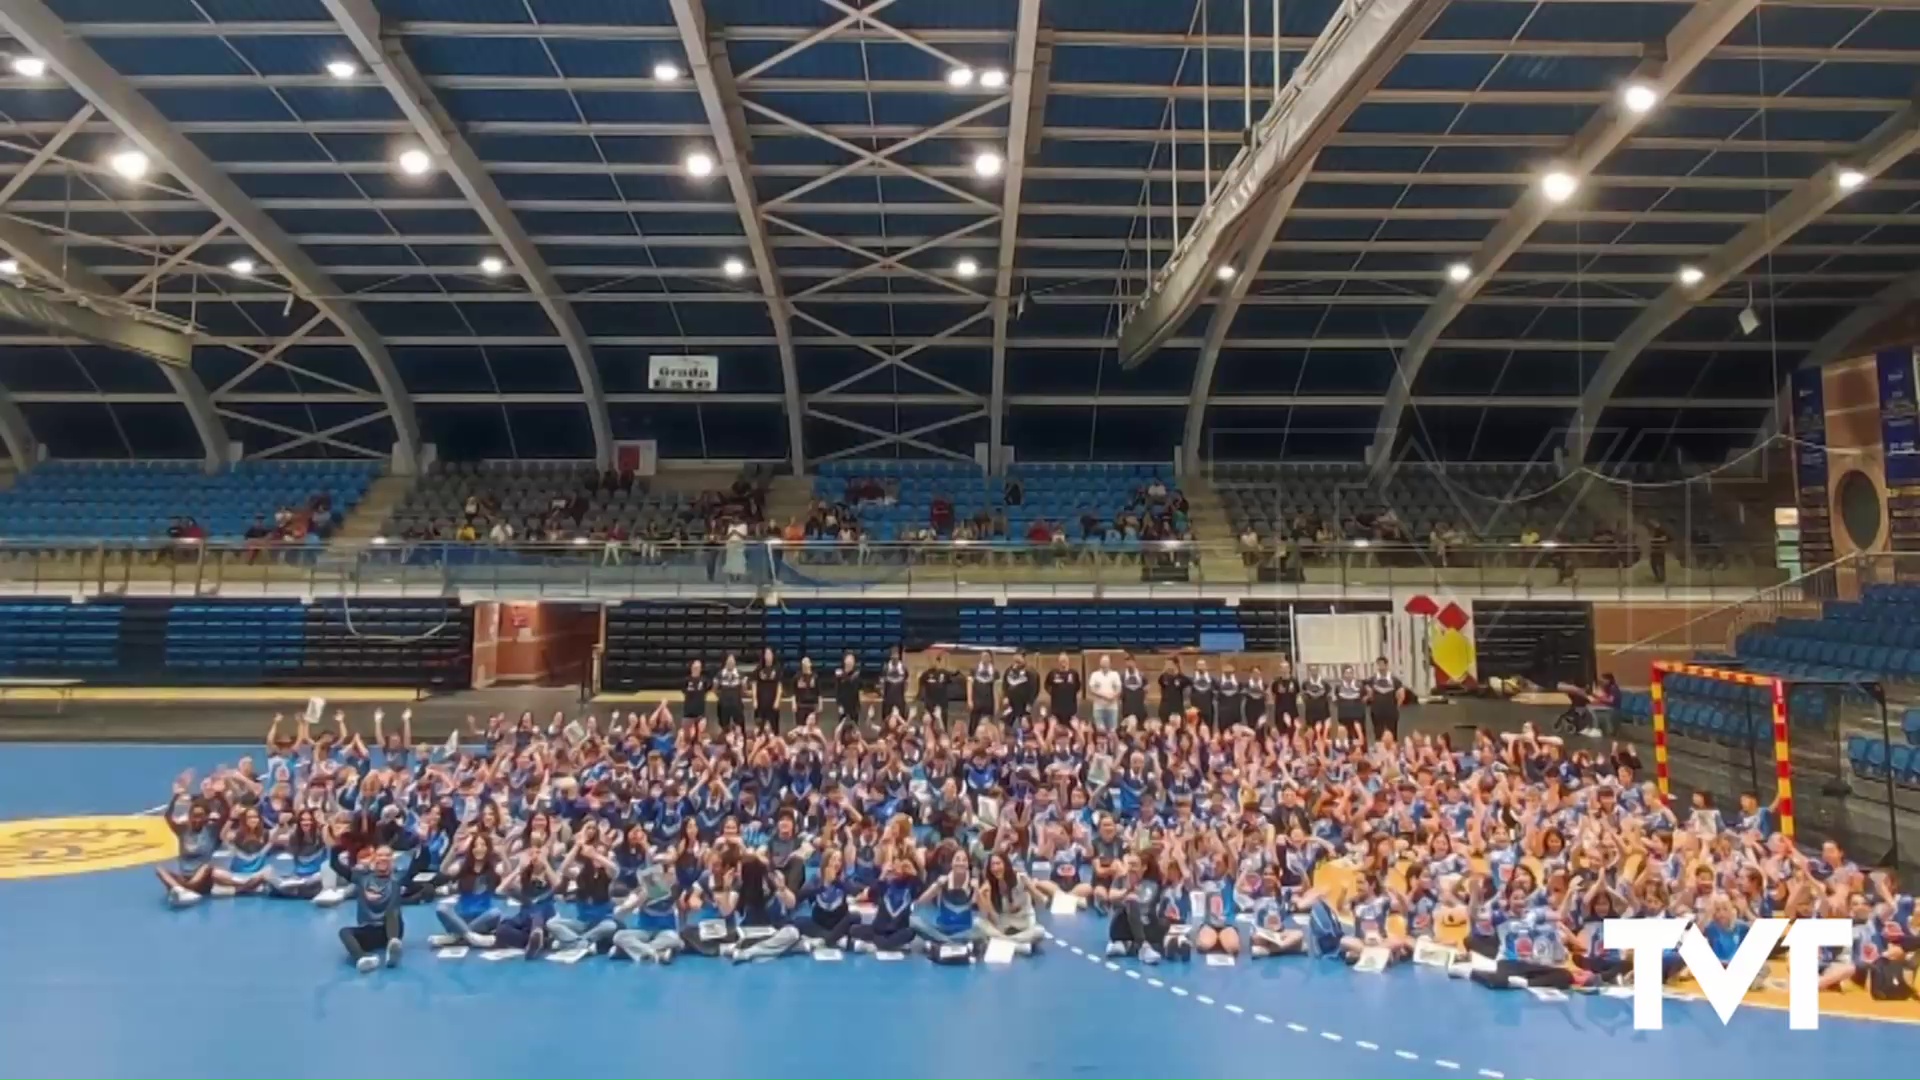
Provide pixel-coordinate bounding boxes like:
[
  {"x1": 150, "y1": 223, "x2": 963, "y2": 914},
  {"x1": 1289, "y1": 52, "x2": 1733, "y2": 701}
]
[
  {"x1": 716, "y1": 667, "x2": 744, "y2": 700},
  {"x1": 1045, "y1": 669, "x2": 1081, "y2": 717},
  {"x1": 794, "y1": 672, "x2": 820, "y2": 713},
  {"x1": 970, "y1": 662, "x2": 997, "y2": 703},
  {"x1": 1003, "y1": 665, "x2": 1035, "y2": 707},
  {"x1": 834, "y1": 665, "x2": 862, "y2": 710},
  {"x1": 880, "y1": 660, "x2": 909, "y2": 701},
  {"x1": 1157, "y1": 672, "x2": 1189, "y2": 714},
  {"x1": 919, "y1": 668, "x2": 950, "y2": 708},
  {"x1": 682, "y1": 674, "x2": 713, "y2": 716},
  {"x1": 753, "y1": 665, "x2": 782, "y2": 709},
  {"x1": 1272, "y1": 677, "x2": 1300, "y2": 717},
  {"x1": 1368, "y1": 674, "x2": 1403, "y2": 718}
]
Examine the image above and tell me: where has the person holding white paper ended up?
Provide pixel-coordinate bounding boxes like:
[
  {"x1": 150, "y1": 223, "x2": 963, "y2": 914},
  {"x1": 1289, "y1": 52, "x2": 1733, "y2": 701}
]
[
  {"x1": 912, "y1": 849, "x2": 986, "y2": 957},
  {"x1": 978, "y1": 851, "x2": 1044, "y2": 954}
]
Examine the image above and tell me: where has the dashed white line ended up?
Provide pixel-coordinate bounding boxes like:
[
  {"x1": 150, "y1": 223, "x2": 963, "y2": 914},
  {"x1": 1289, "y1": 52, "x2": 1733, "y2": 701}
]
[
  {"x1": 1084, "y1": 954, "x2": 1099, "y2": 964},
  {"x1": 1147, "y1": 977, "x2": 1164, "y2": 988},
  {"x1": 1125, "y1": 969, "x2": 1141, "y2": 979},
  {"x1": 1320, "y1": 1032, "x2": 1343, "y2": 1042},
  {"x1": 1396, "y1": 1051, "x2": 1420, "y2": 1061},
  {"x1": 1170, "y1": 986, "x2": 1190, "y2": 997},
  {"x1": 1196, "y1": 994, "x2": 1215, "y2": 1005},
  {"x1": 1104, "y1": 961, "x2": 1120, "y2": 972},
  {"x1": 1436, "y1": 1060, "x2": 1461, "y2": 1070},
  {"x1": 1356, "y1": 1041, "x2": 1379, "y2": 1051},
  {"x1": 1224, "y1": 1004, "x2": 1245, "y2": 1015},
  {"x1": 1254, "y1": 1014, "x2": 1274, "y2": 1024},
  {"x1": 1286, "y1": 1022, "x2": 1309, "y2": 1033},
  {"x1": 1479, "y1": 1071, "x2": 1505, "y2": 1078}
]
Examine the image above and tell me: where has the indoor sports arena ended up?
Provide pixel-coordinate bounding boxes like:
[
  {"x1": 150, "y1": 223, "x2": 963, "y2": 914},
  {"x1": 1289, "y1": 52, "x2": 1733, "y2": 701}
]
[{"x1": 2, "y1": 0, "x2": 1920, "y2": 1076}]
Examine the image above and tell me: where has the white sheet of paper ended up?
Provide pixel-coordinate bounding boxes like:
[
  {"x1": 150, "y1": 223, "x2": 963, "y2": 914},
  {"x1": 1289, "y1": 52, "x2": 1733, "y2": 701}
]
[
  {"x1": 983, "y1": 939, "x2": 1018, "y2": 965},
  {"x1": 546, "y1": 947, "x2": 591, "y2": 965},
  {"x1": 305, "y1": 696, "x2": 326, "y2": 724},
  {"x1": 737, "y1": 926, "x2": 774, "y2": 942},
  {"x1": 1528, "y1": 986, "x2": 1569, "y2": 1003},
  {"x1": 435, "y1": 946, "x2": 469, "y2": 960},
  {"x1": 1353, "y1": 946, "x2": 1390, "y2": 974},
  {"x1": 563, "y1": 721, "x2": 588, "y2": 746},
  {"x1": 1049, "y1": 892, "x2": 1081, "y2": 916},
  {"x1": 697, "y1": 920, "x2": 728, "y2": 942},
  {"x1": 1412, "y1": 940, "x2": 1455, "y2": 968},
  {"x1": 873, "y1": 950, "x2": 905, "y2": 962},
  {"x1": 938, "y1": 943, "x2": 972, "y2": 961},
  {"x1": 480, "y1": 949, "x2": 521, "y2": 962},
  {"x1": 1205, "y1": 953, "x2": 1236, "y2": 967},
  {"x1": 812, "y1": 948, "x2": 844, "y2": 962},
  {"x1": 442, "y1": 730, "x2": 459, "y2": 756}
]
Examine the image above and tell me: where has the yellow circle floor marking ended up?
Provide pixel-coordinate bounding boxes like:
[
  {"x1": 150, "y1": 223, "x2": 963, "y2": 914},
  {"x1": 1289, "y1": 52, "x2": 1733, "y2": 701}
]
[{"x1": 0, "y1": 815, "x2": 177, "y2": 880}]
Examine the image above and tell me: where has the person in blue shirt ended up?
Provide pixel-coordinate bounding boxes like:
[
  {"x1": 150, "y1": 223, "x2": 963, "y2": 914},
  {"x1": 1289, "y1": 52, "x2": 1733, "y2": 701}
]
[
  {"x1": 850, "y1": 858, "x2": 920, "y2": 954},
  {"x1": 156, "y1": 778, "x2": 223, "y2": 907},
  {"x1": 912, "y1": 849, "x2": 985, "y2": 959},
  {"x1": 335, "y1": 846, "x2": 404, "y2": 973}
]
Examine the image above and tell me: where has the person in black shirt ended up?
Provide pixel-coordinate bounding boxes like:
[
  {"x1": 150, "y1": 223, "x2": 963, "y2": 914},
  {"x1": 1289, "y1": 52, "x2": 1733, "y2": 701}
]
[
  {"x1": 1300, "y1": 667, "x2": 1331, "y2": 729},
  {"x1": 1120, "y1": 658, "x2": 1148, "y2": 722},
  {"x1": 1216, "y1": 662, "x2": 1242, "y2": 728},
  {"x1": 752, "y1": 647, "x2": 784, "y2": 734},
  {"x1": 880, "y1": 645, "x2": 909, "y2": 720},
  {"x1": 715, "y1": 653, "x2": 746, "y2": 731},
  {"x1": 681, "y1": 659, "x2": 712, "y2": 723},
  {"x1": 1157, "y1": 658, "x2": 1188, "y2": 721},
  {"x1": 968, "y1": 651, "x2": 997, "y2": 733},
  {"x1": 1044, "y1": 653, "x2": 1081, "y2": 721},
  {"x1": 833, "y1": 651, "x2": 863, "y2": 733},
  {"x1": 918, "y1": 653, "x2": 951, "y2": 720},
  {"x1": 1189, "y1": 660, "x2": 1216, "y2": 727},
  {"x1": 1243, "y1": 665, "x2": 1267, "y2": 728},
  {"x1": 1271, "y1": 659, "x2": 1300, "y2": 734},
  {"x1": 1003, "y1": 655, "x2": 1035, "y2": 722},
  {"x1": 1365, "y1": 656, "x2": 1405, "y2": 742},
  {"x1": 1334, "y1": 664, "x2": 1366, "y2": 737},
  {"x1": 793, "y1": 656, "x2": 821, "y2": 725}
]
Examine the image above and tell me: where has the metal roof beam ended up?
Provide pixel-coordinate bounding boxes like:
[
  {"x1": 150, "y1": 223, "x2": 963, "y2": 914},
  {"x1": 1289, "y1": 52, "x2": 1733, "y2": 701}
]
[
  {"x1": 0, "y1": 221, "x2": 230, "y2": 471},
  {"x1": 988, "y1": 0, "x2": 1043, "y2": 471},
  {"x1": 320, "y1": 0, "x2": 609, "y2": 468},
  {"x1": 0, "y1": 382, "x2": 37, "y2": 471},
  {"x1": 668, "y1": 0, "x2": 805, "y2": 472},
  {"x1": 1365, "y1": 0, "x2": 1759, "y2": 479},
  {"x1": 10, "y1": 391, "x2": 1771, "y2": 410},
  {"x1": 1117, "y1": 0, "x2": 1448, "y2": 366},
  {"x1": 1568, "y1": 103, "x2": 1920, "y2": 466},
  {"x1": 0, "y1": 0, "x2": 420, "y2": 473}
]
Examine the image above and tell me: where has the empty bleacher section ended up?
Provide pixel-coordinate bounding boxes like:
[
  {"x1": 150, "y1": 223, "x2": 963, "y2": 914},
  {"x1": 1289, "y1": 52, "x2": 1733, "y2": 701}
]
[
  {"x1": 0, "y1": 461, "x2": 376, "y2": 542},
  {"x1": 959, "y1": 603, "x2": 1238, "y2": 651},
  {"x1": 0, "y1": 600, "x2": 121, "y2": 677},
  {"x1": 0, "y1": 598, "x2": 470, "y2": 687}
]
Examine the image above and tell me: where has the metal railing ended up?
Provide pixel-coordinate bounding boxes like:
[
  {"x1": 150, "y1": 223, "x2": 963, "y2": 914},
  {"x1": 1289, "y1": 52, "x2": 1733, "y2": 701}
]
[{"x1": 0, "y1": 535, "x2": 1787, "y2": 599}]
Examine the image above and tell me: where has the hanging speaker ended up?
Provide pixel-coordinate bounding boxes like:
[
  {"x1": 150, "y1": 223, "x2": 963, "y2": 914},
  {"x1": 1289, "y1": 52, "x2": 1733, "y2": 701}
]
[{"x1": 1738, "y1": 306, "x2": 1760, "y2": 335}]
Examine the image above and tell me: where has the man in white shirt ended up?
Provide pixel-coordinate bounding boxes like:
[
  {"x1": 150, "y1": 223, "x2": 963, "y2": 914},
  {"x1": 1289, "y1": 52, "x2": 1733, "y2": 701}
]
[{"x1": 1086, "y1": 654, "x2": 1123, "y2": 732}]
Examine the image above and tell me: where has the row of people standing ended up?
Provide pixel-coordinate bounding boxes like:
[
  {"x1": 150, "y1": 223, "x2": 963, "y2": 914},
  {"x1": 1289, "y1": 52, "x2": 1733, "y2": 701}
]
[{"x1": 679, "y1": 648, "x2": 1408, "y2": 739}]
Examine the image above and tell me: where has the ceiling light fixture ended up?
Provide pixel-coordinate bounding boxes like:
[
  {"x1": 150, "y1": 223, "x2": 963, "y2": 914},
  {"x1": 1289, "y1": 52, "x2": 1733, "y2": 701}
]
[
  {"x1": 955, "y1": 256, "x2": 980, "y2": 279},
  {"x1": 396, "y1": 147, "x2": 432, "y2": 176},
  {"x1": 973, "y1": 150, "x2": 1004, "y2": 179},
  {"x1": 979, "y1": 68, "x2": 1008, "y2": 90},
  {"x1": 9, "y1": 56, "x2": 48, "y2": 79},
  {"x1": 723, "y1": 257, "x2": 747, "y2": 279},
  {"x1": 1446, "y1": 261, "x2": 1472, "y2": 284},
  {"x1": 1677, "y1": 265, "x2": 1705, "y2": 287},
  {"x1": 1215, "y1": 264, "x2": 1237, "y2": 282},
  {"x1": 107, "y1": 148, "x2": 149, "y2": 181},
  {"x1": 1540, "y1": 169, "x2": 1579, "y2": 204},
  {"x1": 1619, "y1": 81, "x2": 1659, "y2": 115},
  {"x1": 0, "y1": 259, "x2": 18, "y2": 276},
  {"x1": 479, "y1": 256, "x2": 506, "y2": 276},
  {"x1": 652, "y1": 61, "x2": 682, "y2": 83},
  {"x1": 325, "y1": 59, "x2": 358, "y2": 80},
  {"x1": 1836, "y1": 167, "x2": 1867, "y2": 192},
  {"x1": 684, "y1": 150, "x2": 716, "y2": 179},
  {"x1": 947, "y1": 66, "x2": 975, "y2": 89},
  {"x1": 228, "y1": 257, "x2": 256, "y2": 277}
]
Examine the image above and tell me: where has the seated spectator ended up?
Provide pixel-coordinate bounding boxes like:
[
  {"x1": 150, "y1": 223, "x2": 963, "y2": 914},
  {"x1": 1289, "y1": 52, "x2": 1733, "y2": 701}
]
[
  {"x1": 1004, "y1": 477, "x2": 1023, "y2": 507},
  {"x1": 931, "y1": 494, "x2": 954, "y2": 535},
  {"x1": 456, "y1": 520, "x2": 478, "y2": 542},
  {"x1": 1146, "y1": 477, "x2": 1168, "y2": 502},
  {"x1": 488, "y1": 520, "x2": 514, "y2": 544},
  {"x1": 1240, "y1": 525, "x2": 1262, "y2": 566},
  {"x1": 1520, "y1": 526, "x2": 1541, "y2": 546}
]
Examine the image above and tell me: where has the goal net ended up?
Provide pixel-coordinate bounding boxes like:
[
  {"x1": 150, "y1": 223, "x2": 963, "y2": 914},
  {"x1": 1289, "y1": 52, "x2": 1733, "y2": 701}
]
[{"x1": 1649, "y1": 660, "x2": 1873, "y2": 855}]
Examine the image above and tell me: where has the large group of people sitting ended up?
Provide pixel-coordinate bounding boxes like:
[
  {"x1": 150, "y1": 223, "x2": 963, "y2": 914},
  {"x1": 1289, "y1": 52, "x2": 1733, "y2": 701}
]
[{"x1": 149, "y1": 648, "x2": 1913, "y2": 1005}]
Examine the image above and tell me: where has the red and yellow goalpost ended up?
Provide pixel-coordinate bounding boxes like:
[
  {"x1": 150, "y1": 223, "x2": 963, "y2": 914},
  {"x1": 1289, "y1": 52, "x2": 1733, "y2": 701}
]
[{"x1": 1648, "y1": 660, "x2": 1796, "y2": 840}]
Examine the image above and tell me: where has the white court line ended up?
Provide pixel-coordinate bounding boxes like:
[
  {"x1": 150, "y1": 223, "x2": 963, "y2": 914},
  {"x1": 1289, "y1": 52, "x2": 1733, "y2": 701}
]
[
  {"x1": 1125, "y1": 970, "x2": 1141, "y2": 979},
  {"x1": 1196, "y1": 994, "x2": 1215, "y2": 1005},
  {"x1": 1224, "y1": 1004, "x2": 1244, "y2": 1015},
  {"x1": 1286, "y1": 1022, "x2": 1309, "y2": 1033},
  {"x1": 1397, "y1": 1051, "x2": 1420, "y2": 1061},
  {"x1": 1170, "y1": 986, "x2": 1189, "y2": 997},
  {"x1": 1105, "y1": 962, "x2": 1120, "y2": 971},
  {"x1": 1479, "y1": 1071, "x2": 1505, "y2": 1078},
  {"x1": 1435, "y1": 1060, "x2": 1461, "y2": 1070},
  {"x1": 1320, "y1": 1032, "x2": 1343, "y2": 1042},
  {"x1": 1356, "y1": 1041, "x2": 1379, "y2": 1051},
  {"x1": 1254, "y1": 1014, "x2": 1274, "y2": 1024},
  {"x1": 1147, "y1": 978, "x2": 1164, "y2": 988}
]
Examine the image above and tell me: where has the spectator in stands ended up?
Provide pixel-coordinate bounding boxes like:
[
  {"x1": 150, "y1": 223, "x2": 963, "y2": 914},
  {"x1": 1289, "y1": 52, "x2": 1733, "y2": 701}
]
[
  {"x1": 931, "y1": 494, "x2": 954, "y2": 536},
  {"x1": 1146, "y1": 476, "x2": 1168, "y2": 503},
  {"x1": 456, "y1": 519, "x2": 478, "y2": 542},
  {"x1": 782, "y1": 517, "x2": 805, "y2": 545},
  {"x1": 989, "y1": 508, "x2": 1008, "y2": 539},
  {"x1": 1648, "y1": 521, "x2": 1670, "y2": 583},
  {"x1": 1519, "y1": 525, "x2": 1541, "y2": 546},
  {"x1": 1004, "y1": 476, "x2": 1023, "y2": 507},
  {"x1": 488, "y1": 519, "x2": 514, "y2": 544},
  {"x1": 1240, "y1": 524, "x2": 1262, "y2": 567},
  {"x1": 1429, "y1": 522, "x2": 1451, "y2": 567},
  {"x1": 243, "y1": 516, "x2": 273, "y2": 563},
  {"x1": 723, "y1": 520, "x2": 750, "y2": 582}
]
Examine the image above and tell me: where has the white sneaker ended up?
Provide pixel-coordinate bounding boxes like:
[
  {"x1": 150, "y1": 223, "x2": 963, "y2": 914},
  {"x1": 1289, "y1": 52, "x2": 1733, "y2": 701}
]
[
  {"x1": 1105, "y1": 941, "x2": 1128, "y2": 957},
  {"x1": 355, "y1": 955, "x2": 379, "y2": 974},
  {"x1": 1140, "y1": 946, "x2": 1162, "y2": 965},
  {"x1": 853, "y1": 939, "x2": 876, "y2": 954},
  {"x1": 210, "y1": 885, "x2": 236, "y2": 899},
  {"x1": 427, "y1": 933, "x2": 460, "y2": 948},
  {"x1": 168, "y1": 886, "x2": 201, "y2": 908},
  {"x1": 466, "y1": 934, "x2": 496, "y2": 948},
  {"x1": 386, "y1": 939, "x2": 403, "y2": 968}
]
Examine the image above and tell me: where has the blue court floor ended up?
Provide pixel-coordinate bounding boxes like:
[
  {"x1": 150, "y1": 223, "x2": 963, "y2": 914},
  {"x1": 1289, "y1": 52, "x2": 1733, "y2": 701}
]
[{"x1": 0, "y1": 744, "x2": 1913, "y2": 1079}]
